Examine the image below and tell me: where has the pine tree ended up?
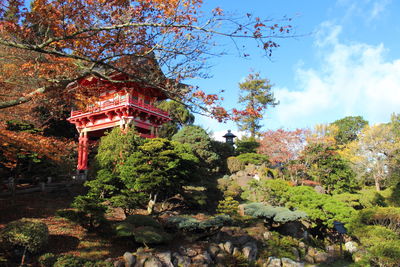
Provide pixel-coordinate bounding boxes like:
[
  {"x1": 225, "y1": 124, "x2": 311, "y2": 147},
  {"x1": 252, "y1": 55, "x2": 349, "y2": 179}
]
[{"x1": 233, "y1": 73, "x2": 278, "y2": 137}]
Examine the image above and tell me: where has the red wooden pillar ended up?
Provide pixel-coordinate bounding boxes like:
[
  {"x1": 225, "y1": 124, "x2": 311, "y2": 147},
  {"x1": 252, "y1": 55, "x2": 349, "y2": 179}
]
[{"x1": 77, "y1": 131, "x2": 89, "y2": 170}]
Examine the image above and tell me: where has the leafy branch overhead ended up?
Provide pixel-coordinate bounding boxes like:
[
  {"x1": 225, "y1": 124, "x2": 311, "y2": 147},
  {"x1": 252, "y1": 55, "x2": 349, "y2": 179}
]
[{"x1": 0, "y1": 0, "x2": 294, "y2": 120}]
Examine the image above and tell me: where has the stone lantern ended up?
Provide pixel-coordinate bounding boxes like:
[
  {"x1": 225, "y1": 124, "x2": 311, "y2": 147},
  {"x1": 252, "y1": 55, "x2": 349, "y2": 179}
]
[{"x1": 223, "y1": 130, "x2": 237, "y2": 146}]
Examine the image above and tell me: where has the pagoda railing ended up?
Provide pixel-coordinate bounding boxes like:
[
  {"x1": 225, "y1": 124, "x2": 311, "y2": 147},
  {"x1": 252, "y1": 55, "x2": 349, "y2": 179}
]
[{"x1": 70, "y1": 96, "x2": 169, "y2": 117}]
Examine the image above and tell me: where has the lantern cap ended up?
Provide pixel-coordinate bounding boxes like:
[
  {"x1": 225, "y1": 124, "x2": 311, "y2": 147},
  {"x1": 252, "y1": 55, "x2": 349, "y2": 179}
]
[{"x1": 223, "y1": 130, "x2": 237, "y2": 138}]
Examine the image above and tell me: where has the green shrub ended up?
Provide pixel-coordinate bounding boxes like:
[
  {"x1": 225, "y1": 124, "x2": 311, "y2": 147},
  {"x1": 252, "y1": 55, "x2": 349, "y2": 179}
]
[
  {"x1": 241, "y1": 179, "x2": 291, "y2": 205},
  {"x1": 54, "y1": 255, "x2": 89, "y2": 267},
  {"x1": 227, "y1": 157, "x2": 245, "y2": 173},
  {"x1": 0, "y1": 218, "x2": 49, "y2": 253},
  {"x1": 84, "y1": 260, "x2": 114, "y2": 267},
  {"x1": 348, "y1": 208, "x2": 400, "y2": 267},
  {"x1": 167, "y1": 215, "x2": 232, "y2": 232},
  {"x1": 182, "y1": 186, "x2": 208, "y2": 208},
  {"x1": 284, "y1": 186, "x2": 355, "y2": 227},
  {"x1": 115, "y1": 215, "x2": 162, "y2": 238},
  {"x1": 358, "y1": 207, "x2": 400, "y2": 232},
  {"x1": 244, "y1": 203, "x2": 306, "y2": 224},
  {"x1": 71, "y1": 196, "x2": 107, "y2": 230},
  {"x1": 114, "y1": 222, "x2": 135, "y2": 237},
  {"x1": 243, "y1": 181, "x2": 355, "y2": 228},
  {"x1": 38, "y1": 253, "x2": 58, "y2": 267},
  {"x1": 236, "y1": 153, "x2": 269, "y2": 165},
  {"x1": 358, "y1": 188, "x2": 387, "y2": 208},
  {"x1": 133, "y1": 226, "x2": 171, "y2": 245},
  {"x1": 227, "y1": 154, "x2": 269, "y2": 173},
  {"x1": 235, "y1": 137, "x2": 259, "y2": 154},
  {"x1": 217, "y1": 196, "x2": 239, "y2": 216},
  {"x1": 261, "y1": 232, "x2": 300, "y2": 260},
  {"x1": 125, "y1": 215, "x2": 162, "y2": 229}
]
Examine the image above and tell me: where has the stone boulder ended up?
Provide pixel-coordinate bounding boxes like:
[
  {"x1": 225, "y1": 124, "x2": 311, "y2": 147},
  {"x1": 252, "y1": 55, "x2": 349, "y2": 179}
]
[
  {"x1": 123, "y1": 252, "x2": 136, "y2": 267},
  {"x1": 281, "y1": 257, "x2": 305, "y2": 267},
  {"x1": 242, "y1": 242, "x2": 258, "y2": 262},
  {"x1": 313, "y1": 251, "x2": 329, "y2": 263},
  {"x1": 172, "y1": 253, "x2": 191, "y2": 267},
  {"x1": 143, "y1": 256, "x2": 162, "y2": 267},
  {"x1": 208, "y1": 244, "x2": 220, "y2": 260},
  {"x1": 266, "y1": 257, "x2": 281, "y2": 267},
  {"x1": 223, "y1": 241, "x2": 234, "y2": 254},
  {"x1": 156, "y1": 251, "x2": 173, "y2": 267}
]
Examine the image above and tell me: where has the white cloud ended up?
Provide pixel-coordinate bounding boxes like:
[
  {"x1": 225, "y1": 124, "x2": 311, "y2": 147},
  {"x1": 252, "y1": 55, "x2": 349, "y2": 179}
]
[
  {"x1": 269, "y1": 22, "x2": 400, "y2": 129},
  {"x1": 370, "y1": 0, "x2": 391, "y2": 20},
  {"x1": 336, "y1": 0, "x2": 392, "y2": 23}
]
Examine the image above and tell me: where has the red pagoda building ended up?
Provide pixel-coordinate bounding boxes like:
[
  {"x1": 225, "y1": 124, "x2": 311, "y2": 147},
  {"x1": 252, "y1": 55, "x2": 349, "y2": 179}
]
[{"x1": 67, "y1": 72, "x2": 171, "y2": 173}]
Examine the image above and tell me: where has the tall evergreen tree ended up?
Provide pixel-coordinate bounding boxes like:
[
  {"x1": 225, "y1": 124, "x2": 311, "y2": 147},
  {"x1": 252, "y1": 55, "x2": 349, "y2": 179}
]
[{"x1": 233, "y1": 73, "x2": 278, "y2": 137}]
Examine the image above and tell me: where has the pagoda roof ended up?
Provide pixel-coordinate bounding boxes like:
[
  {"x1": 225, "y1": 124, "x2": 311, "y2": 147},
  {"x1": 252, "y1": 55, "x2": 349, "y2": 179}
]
[{"x1": 71, "y1": 52, "x2": 188, "y2": 100}]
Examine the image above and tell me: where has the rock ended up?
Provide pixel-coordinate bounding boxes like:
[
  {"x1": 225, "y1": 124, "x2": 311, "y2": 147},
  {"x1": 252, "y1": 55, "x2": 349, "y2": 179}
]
[
  {"x1": 314, "y1": 185, "x2": 325, "y2": 194},
  {"x1": 135, "y1": 250, "x2": 151, "y2": 267},
  {"x1": 298, "y1": 242, "x2": 306, "y2": 249},
  {"x1": 172, "y1": 253, "x2": 191, "y2": 267},
  {"x1": 156, "y1": 251, "x2": 173, "y2": 267},
  {"x1": 232, "y1": 247, "x2": 241, "y2": 257},
  {"x1": 224, "y1": 241, "x2": 234, "y2": 254},
  {"x1": 143, "y1": 256, "x2": 162, "y2": 267},
  {"x1": 266, "y1": 257, "x2": 281, "y2": 267},
  {"x1": 192, "y1": 251, "x2": 212, "y2": 265},
  {"x1": 208, "y1": 245, "x2": 220, "y2": 259},
  {"x1": 218, "y1": 243, "x2": 225, "y2": 251},
  {"x1": 180, "y1": 247, "x2": 197, "y2": 257},
  {"x1": 123, "y1": 252, "x2": 136, "y2": 267},
  {"x1": 242, "y1": 242, "x2": 257, "y2": 262},
  {"x1": 114, "y1": 260, "x2": 125, "y2": 267},
  {"x1": 307, "y1": 247, "x2": 318, "y2": 258},
  {"x1": 304, "y1": 255, "x2": 314, "y2": 264},
  {"x1": 291, "y1": 247, "x2": 300, "y2": 261},
  {"x1": 281, "y1": 257, "x2": 305, "y2": 267},
  {"x1": 345, "y1": 241, "x2": 358, "y2": 253},
  {"x1": 314, "y1": 251, "x2": 329, "y2": 263},
  {"x1": 263, "y1": 231, "x2": 273, "y2": 240}
]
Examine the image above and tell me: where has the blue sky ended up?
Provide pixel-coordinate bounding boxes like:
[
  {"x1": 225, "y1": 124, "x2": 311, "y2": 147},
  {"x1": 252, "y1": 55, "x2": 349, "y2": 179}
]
[{"x1": 190, "y1": 0, "x2": 400, "y2": 140}]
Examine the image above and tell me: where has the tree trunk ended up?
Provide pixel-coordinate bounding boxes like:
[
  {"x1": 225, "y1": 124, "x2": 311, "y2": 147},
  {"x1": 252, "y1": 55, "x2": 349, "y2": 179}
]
[
  {"x1": 374, "y1": 174, "x2": 381, "y2": 191},
  {"x1": 147, "y1": 193, "x2": 158, "y2": 215}
]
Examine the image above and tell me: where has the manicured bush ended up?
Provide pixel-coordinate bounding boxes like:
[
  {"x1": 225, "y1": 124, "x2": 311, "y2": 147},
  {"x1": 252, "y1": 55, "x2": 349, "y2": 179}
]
[
  {"x1": 125, "y1": 215, "x2": 162, "y2": 229},
  {"x1": 217, "y1": 196, "x2": 239, "y2": 216},
  {"x1": 167, "y1": 215, "x2": 232, "y2": 232},
  {"x1": 236, "y1": 153, "x2": 269, "y2": 165},
  {"x1": 70, "y1": 196, "x2": 107, "y2": 230},
  {"x1": 53, "y1": 255, "x2": 89, "y2": 267},
  {"x1": 115, "y1": 222, "x2": 135, "y2": 237},
  {"x1": 348, "y1": 209, "x2": 400, "y2": 267},
  {"x1": 38, "y1": 253, "x2": 58, "y2": 267},
  {"x1": 244, "y1": 203, "x2": 306, "y2": 224},
  {"x1": 0, "y1": 218, "x2": 49, "y2": 253},
  {"x1": 219, "y1": 178, "x2": 242, "y2": 198},
  {"x1": 133, "y1": 226, "x2": 171, "y2": 245},
  {"x1": 227, "y1": 157, "x2": 245, "y2": 173},
  {"x1": 241, "y1": 179, "x2": 291, "y2": 205},
  {"x1": 358, "y1": 207, "x2": 400, "y2": 232},
  {"x1": 243, "y1": 181, "x2": 355, "y2": 228}
]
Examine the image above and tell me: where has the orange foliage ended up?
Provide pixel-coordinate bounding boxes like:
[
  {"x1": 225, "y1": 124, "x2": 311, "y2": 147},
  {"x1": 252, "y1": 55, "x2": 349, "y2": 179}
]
[{"x1": 0, "y1": 121, "x2": 76, "y2": 170}]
